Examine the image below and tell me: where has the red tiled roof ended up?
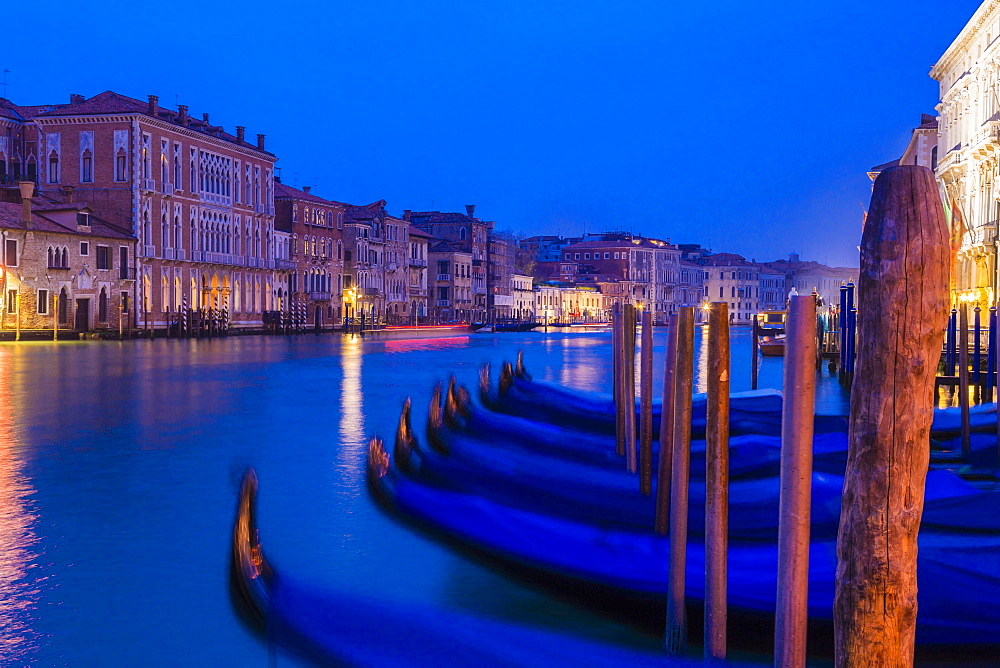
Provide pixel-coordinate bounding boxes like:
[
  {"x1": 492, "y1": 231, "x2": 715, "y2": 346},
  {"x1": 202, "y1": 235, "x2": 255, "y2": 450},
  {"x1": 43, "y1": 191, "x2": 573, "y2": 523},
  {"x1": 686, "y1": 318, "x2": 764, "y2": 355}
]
[
  {"x1": 409, "y1": 211, "x2": 477, "y2": 224},
  {"x1": 701, "y1": 253, "x2": 752, "y2": 267},
  {"x1": 273, "y1": 181, "x2": 347, "y2": 206},
  {"x1": 408, "y1": 227, "x2": 435, "y2": 240},
  {"x1": 0, "y1": 201, "x2": 133, "y2": 240}
]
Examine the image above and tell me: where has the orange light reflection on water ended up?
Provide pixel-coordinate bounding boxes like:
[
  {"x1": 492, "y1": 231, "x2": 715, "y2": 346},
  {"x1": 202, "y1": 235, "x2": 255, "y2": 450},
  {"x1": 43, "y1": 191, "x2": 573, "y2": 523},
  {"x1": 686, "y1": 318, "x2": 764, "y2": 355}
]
[{"x1": 0, "y1": 347, "x2": 43, "y2": 661}]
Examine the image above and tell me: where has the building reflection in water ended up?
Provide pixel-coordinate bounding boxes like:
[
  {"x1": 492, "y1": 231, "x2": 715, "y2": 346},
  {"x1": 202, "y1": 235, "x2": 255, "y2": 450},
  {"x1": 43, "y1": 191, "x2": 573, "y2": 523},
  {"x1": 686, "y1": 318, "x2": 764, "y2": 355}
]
[{"x1": 0, "y1": 347, "x2": 43, "y2": 661}]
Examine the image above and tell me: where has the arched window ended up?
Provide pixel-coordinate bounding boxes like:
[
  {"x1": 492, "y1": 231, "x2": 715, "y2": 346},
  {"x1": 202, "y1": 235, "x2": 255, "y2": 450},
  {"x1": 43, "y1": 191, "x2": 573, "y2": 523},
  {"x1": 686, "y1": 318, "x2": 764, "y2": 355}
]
[
  {"x1": 48, "y1": 150, "x2": 59, "y2": 183},
  {"x1": 99, "y1": 288, "x2": 108, "y2": 322},
  {"x1": 460, "y1": 227, "x2": 467, "y2": 240},
  {"x1": 81, "y1": 149, "x2": 93, "y2": 183},
  {"x1": 47, "y1": 247, "x2": 53, "y2": 267},
  {"x1": 162, "y1": 214, "x2": 170, "y2": 249},
  {"x1": 61, "y1": 248, "x2": 68, "y2": 267}
]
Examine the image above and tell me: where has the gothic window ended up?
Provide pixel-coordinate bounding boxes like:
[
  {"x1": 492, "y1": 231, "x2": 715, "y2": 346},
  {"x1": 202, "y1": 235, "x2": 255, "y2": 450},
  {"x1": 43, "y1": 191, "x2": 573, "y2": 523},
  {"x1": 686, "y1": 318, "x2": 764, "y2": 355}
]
[
  {"x1": 48, "y1": 151, "x2": 59, "y2": 183},
  {"x1": 162, "y1": 213, "x2": 170, "y2": 249},
  {"x1": 190, "y1": 148, "x2": 198, "y2": 193},
  {"x1": 99, "y1": 288, "x2": 108, "y2": 322},
  {"x1": 141, "y1": 133, "x2": 151, "y2": 180},
  {"x1": 173, "y1": 144, "x2": 182, "y2": 189},
  {"x1": 234, "y1": 160, "x2": 241, "y2": 203},
  {"x1": 161, "y1": 140, "x2": 169, "y2": 184},
  {"x1": 175, "y1": 213, "x2": 182, "y2": 250}
]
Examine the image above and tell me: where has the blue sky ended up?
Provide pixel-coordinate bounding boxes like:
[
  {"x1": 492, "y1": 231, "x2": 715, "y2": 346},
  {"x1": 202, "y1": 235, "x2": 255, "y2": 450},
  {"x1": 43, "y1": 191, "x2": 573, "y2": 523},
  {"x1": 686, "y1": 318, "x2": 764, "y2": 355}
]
[{"x1": 3, "y1": 0, "x2": 985, "y2": 266}]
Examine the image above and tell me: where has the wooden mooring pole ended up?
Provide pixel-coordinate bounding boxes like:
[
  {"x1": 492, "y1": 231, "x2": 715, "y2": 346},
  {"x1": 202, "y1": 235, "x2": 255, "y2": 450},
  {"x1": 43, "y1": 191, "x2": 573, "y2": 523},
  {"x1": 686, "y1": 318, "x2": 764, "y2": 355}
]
[
  {"x1": 959, "y1": 304, "x2": 971, "y2": 458},
  {"x1": 639, "y1": 309, "x2": 654, "y2": 495},
  {"x1": 654, "y1": 312, "x2": 679, "y2": 535},
  {"x1": 624, "y1": 304, "x2": 637, "y2": 473},
  {"x1": 774, "y1": 295, "x2": 817, "y2": 666},
  {"x1": 614, "y1": 305, "x2": 625, "y2": 458},
  {"x1": 705, "y1": 302, "x2": 729, "y2": 661},
  {"x1": 833, "y1": 165, "x2": 949, "y2": 665},
  {"x1": 665, "y1": 306, "x2": 694, "y2": 656}
]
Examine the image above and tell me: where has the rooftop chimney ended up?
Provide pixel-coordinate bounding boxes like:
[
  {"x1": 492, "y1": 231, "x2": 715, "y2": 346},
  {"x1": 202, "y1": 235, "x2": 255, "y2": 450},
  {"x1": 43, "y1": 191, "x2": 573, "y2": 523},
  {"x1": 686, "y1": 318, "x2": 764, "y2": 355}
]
[
  {"x1": 465, "y1": 204, "x2": 476, "y2": 218},
  {"x1": 178, "y1": 105, "x2": 188, "y2": 125},
  {"x1": 18, "y1": 181, "x2": 34, "y2": 225},
  {"x1": 256, "y1": 134, "x2": 266, "y2": 150},
  {"x1": 202, "y1": 112, "x2": 210, "y2": 123},
  {"x1": 403, "y1": 209, "x2": 411, "y2": 221},
  {"x1": 70, "y1": 94, "x2": 84, "y2": 104},
  {"x1": 302, "y1": 186, "x2": 311, "y2": 194},
  {"x1": 236, "y1": 126, "x2": 245, "y2": 143},
  {"x1": 147, "y1": 95, "x2": 159, "y2": 116},
  {"x1": 61, "y1": 184, "x2": 75, "y2": 203}
]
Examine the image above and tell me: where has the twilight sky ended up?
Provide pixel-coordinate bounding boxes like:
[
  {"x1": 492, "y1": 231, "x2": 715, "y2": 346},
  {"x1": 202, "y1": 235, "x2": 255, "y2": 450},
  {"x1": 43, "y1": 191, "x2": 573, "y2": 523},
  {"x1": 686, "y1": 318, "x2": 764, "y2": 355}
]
[{"x1": 3, "y1": 0, "x2": 985, "y2": 267}]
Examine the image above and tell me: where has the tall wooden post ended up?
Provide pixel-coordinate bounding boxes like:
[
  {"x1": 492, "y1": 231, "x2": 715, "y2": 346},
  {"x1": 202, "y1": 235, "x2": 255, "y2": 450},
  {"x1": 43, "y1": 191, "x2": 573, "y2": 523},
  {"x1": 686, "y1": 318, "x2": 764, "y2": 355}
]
[
  {"x1": 665, "y1": 306, "x2": 694, "y2": 656},
  {"x1": 834, "y1": 165, "x2": 949, "y2": 665},
  {"x1": 654, "y1": 312, "x2": 679, "y2": 535},
  {"x1": 959, "y1": 305, "x2": 971, "y2": 457},
  {"x1": 624, "y1": 304, "x2": 637, "y2": 473},
  {"x1": 613, "y1": 306, "x2": 625, "y2": 458},
  {"x1": 54, "y1": 292, "x2": 59, "y2": 341},
  {"x1": 773, "y1": 295, "x2": 817, "y2": 666},
  {"x1": 639, "y1": 309, "x2": 654, "y2": 495},
  {"x1": 14, "y1": 289, "x2": 20, "y2": 341},
  {"x1": 705, "y1": 302, "x2": 730, "y2": 661},
  {"x1": 751, "y1": 313, "x2": 759, "y2": 390}
]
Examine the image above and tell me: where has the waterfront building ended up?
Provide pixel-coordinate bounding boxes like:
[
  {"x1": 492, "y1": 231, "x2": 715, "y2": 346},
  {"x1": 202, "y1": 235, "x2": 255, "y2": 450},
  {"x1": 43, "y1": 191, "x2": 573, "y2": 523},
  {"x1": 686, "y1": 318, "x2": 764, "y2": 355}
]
[
  {"x1": 701, "y1": 253, "x2": 760, "y2": 324},
  {"x1": 428, "y1": 240, "x2": 473, "y2": 322},
  {"x1": 511, "y1": 273, "x2": 535, "y2": 321},
  {"x1": 762, "y1": 253, "x2": 858, "y2": 308},
  {"x1": 274, "y1": 182, "x2": 344, "y2": 328},
  {"x1": 559, "y1": 233, "x2": 679, "y2": 323},
  {"x1": 519, "y1": 235, "x2": 572, "y2": 263},
  {"x1": 488, "y1": 234, "x2": 515, "y2": 321},
  {"x1": 676, "y1": 259, "x2": 708, "y2": 309},
  {"x1": 0, "y1": 188, "x2": 135, "y2": 332},
  {"x1": 407, "y1": 207, "x2": 489, "y2": 322},
  {"x1": 383, "y1": 214, "x2": 411, "y2": 324},
  {"x1": 932, "y1": 2, "x2": 1000, "y2": 305},
  {"x1": 343, "y1": 201, "x2": 388, "y2": 319},
  {"x1": 758, "y1": 265, "x2": 786, "y2": 311},
  {"x1": 408, "y1": 226, "x2": 433, "y2": 322},
  {"x1": 534, "y1": 281, "x2": 606, "y2": 324},
  {"x1": 0, "y1": 91, "x2": 282, "y2": 330}
]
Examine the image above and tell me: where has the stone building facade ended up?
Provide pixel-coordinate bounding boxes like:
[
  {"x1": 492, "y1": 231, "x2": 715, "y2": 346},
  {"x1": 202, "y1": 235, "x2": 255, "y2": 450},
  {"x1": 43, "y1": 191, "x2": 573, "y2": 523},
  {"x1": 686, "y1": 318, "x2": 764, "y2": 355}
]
[
  {"x1": 0, "y1": 195, "x2": 135, "y2": 332},
  {"x1": 408, "y1": 227, "x2": 433, "y2": 322},
  {"x1": 0, "y1": 91, "x2": 284, "y2": 330},
  {"x1": 428, "y1": 241, "x2": 473, "y2": 323}
]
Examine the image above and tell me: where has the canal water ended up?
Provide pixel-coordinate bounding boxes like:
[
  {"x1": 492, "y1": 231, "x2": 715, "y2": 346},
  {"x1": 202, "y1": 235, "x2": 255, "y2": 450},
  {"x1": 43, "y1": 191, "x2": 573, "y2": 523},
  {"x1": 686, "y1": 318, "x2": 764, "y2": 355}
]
[{"x1": 0, "y1": 327, "x2": 848, "y2": 665}]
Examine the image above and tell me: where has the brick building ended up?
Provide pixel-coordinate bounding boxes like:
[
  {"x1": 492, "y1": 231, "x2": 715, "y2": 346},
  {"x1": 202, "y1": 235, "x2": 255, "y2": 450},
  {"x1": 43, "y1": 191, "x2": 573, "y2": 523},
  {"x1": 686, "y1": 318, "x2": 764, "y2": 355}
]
[
  {"x1": 407, "y1": 206, "x2": 489, "y2": 322},
  {"x1": 1, "y1": 188, "x2": 135, "y2": 333},
  {"x1": 274, "y1": 181, "x2": 344, "y2": 328},
  {"x1": 428, "y1": 240, "x2": 473, "y2": 323},
  {"x1": 0, "y1": 91, "x2": 284, "y2": 330},
  {"x1": 408, "y1": 226, "x2": 434, "y2": 322}
]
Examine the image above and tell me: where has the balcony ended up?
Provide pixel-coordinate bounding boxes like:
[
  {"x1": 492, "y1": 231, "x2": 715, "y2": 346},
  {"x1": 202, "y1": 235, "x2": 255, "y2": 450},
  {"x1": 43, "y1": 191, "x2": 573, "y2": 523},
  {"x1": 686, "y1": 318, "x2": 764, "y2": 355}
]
[
  {"x1": 436, "y1": 273, "x2": 451, "y2": 281},
  {"x1": 162, "y1": 183, "x2": 175, "y2": 196},
  {"x1": 142, "y1": 178, "x2": 156, "y2": 193},
  {"x1": 162, "y1": 248, "x2": 177, "y2": 260},
  {"x1": 436, "y1": 299, "x2": 450, "y2": 307},
  {"x1": 308, "y1": 292, "x2": 331, "y2": 301},
  {"x1": 143, "y1": 245, "x2": 157, "y2": 258},
  {"x1": 275, "y1": 258, "x2": 296, "y2": 270},
  {"x1": 359, "y1": 287, "x2": 379, "y2": 297},
  {"x1": 409, "y1": 287, "x2": 427, "y2": 297},
  {"x1": 119, "y1": 266, "x2": 137, "y2": 280},
  {"x1": 255, "y1": 202, "x2": 265, "y2": 213},
  {"x1": 175, "y1": 249, "x2": 187, "y2": 261},
  {"x1": 409, "y1": 258, "x2": 428, "y2": 267}
]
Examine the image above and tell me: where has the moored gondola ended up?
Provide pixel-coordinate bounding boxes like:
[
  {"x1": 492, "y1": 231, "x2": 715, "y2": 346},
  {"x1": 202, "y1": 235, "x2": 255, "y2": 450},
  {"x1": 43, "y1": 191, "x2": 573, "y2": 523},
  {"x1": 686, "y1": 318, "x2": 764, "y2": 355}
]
[{"x1": 230, "y1": 469, "x2": 705, "y2": 667}]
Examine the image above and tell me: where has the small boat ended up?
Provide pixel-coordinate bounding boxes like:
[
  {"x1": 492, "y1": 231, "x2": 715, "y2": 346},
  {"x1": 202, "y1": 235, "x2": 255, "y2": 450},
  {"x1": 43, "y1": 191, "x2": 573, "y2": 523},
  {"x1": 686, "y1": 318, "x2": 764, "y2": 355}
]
[
  {"x1": 231, "y1": 469, "x2": 699, "y2": 667},
  {"x1": 757, "y1": 335, "x2": 785, "y2": 357},
  {"x1": 368, "y1": 438, "x2": 1000, "y2": 648}
]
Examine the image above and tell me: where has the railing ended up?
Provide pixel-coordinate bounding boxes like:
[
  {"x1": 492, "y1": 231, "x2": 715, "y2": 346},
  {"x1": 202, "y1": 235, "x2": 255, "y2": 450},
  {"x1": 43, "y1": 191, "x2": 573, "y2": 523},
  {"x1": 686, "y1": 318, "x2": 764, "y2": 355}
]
[
  {"x1": 436, "y1": 300, "x2": 450, "y2": 307},
  {"x1": 119, "y1": 266, "x2": 137, "y2": 280},
  {"x1": 308, "y1": 292, "x2": 331, "y2": 300},
  {"x1": 162, "y1": 183, "x2": 175, "y2": 196},
  {"x1": 436, "y1": 273, "x2": 451, "y2": 281},
  {"x1": 275, "y1": 259, "x2": 296, "y2": 270},
  {"x1": 409, "y1": 258, "x2": 427, "y2": 267},
  {"x1": 142, "y1": 178, "x2": 156, "y2": 192},
  {"x1": 143, "y1": 245, "x2": 157, "y2": 258},
  {"x1": 162, "y1": 248, "x2": 176, "y2": 260},
  {"x1": 409, "y1": 288, "x2": 427, "y2": 296},
  {"x1": 360, "y1": 287, "x2": 379, "y2": 297},
  {"x1": 190, "y1": 250, "x2": 205, "y2": 262}
]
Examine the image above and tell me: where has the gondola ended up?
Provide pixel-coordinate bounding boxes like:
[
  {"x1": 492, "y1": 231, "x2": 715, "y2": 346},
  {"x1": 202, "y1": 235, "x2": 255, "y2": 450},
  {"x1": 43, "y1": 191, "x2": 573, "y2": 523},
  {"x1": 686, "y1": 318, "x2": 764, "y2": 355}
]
[
  {"x1": 449, "y1": 378, "x2": 996, "y2": 476},
  {"x1": 368, "y1": 439, "x2": 1000, "y2": 648},
  {"x1": 417, "y1": 394, "x2": 1000, "y2": 537},
  {"x1": 485, "y1": 356, "x2": 1000, "y2": 450},
  {"x1": 481, "y1": 359, "x2": 849, "y2": 438},
  {"x1": 403, "y1": 396, "x2": 844, "y2": 540},
  {"x1": 230, "y1": 469, "x2": 701, "y2": 667}
]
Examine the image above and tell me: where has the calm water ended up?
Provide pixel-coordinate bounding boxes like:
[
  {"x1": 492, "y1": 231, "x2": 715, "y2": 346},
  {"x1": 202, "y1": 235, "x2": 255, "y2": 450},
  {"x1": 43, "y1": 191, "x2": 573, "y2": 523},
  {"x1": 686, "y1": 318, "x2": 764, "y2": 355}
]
[{"x1": 0, "y1": 327, "x2": 848, "y2": 666}]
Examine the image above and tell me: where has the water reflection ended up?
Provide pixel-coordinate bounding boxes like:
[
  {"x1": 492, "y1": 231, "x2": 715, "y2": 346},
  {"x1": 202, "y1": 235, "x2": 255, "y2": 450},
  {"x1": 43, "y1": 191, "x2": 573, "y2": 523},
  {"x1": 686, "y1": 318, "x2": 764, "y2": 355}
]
[
  {"x1": 695, "y1": 324, "x2": 710, "y2": 394},
  {"x1": 338, "y1": 335, "x2": 366, "y2": 478},
  {"x1": 0, "y1": 348, "x2": 42, "y2": 661}
]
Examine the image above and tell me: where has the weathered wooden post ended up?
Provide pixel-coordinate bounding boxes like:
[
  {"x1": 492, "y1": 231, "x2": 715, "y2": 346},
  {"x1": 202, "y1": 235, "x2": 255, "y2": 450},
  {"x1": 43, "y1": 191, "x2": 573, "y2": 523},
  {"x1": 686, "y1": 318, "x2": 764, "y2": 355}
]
[
  {"x1": 834, "y1": 165, "x2": 949, "y2": 665},
  {"x1": 654, "y1": 312, "x2": 679, "y2": 535},
  {"x1": 665, "y1": 306, "x2": 694, "y2": 656},
  {"x1": 989, "y1": 306, "x2": 997, "y2": 404},
  {"x1": 613, "y1": 305, "x2": 625, "y2": 458},
  {"x1": 625, "y1": 304, "x2": 637, "y2": 473},
  {"x1": 15, "y1": 290, "x2": 20, "y2": 341},
  {"x1": 773, "y1": 295, "x2": 817, "y2": 666},
  {"x1": 751, "y1": 312, "x2": 759, "y2": 390},
  {"x1": 959, "y1": 304, "x2": 971, "y2": 457},
  {"x1": 839, "y1": 284, "x2": 849, "y2": 382},
  {"x1": 54, "y1": 292, "x2": 59, "y2": 341},
  {"x1": 705, "y1": 302, "x2": 729, "y2": 661},
  {"x1": 640, "y1": 309, "x2": 654, "y2": 495},
  {"x1": 973, "y1": 306, "x2": 982, "y2": 402}
]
